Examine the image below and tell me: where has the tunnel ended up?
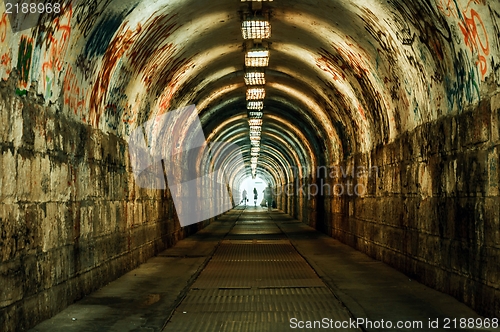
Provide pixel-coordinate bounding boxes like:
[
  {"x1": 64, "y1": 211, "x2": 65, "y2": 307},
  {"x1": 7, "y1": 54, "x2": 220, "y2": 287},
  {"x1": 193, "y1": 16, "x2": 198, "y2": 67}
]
[{"x1": 1, "y1": 0, "x2": 500, "y2": 330}]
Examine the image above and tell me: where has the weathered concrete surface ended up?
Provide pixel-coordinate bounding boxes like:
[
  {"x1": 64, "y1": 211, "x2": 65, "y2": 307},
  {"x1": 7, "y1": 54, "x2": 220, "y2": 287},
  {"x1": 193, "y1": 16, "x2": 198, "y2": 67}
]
[
  {"x1": 28, "y1": 210, "x2": 238, "y2": 332},
  {"x1": 0, "y1": 75, "x2": 206, "y2": 331},
  {"x1": 319, "y1": 92, "x2": 500, "y2": 319},
  {"x1": 274, "y1": 211, "x2": 494, "y2": 332},
  {"x1": 28, "y1": 208, "x2": 495, "y2": 332}
]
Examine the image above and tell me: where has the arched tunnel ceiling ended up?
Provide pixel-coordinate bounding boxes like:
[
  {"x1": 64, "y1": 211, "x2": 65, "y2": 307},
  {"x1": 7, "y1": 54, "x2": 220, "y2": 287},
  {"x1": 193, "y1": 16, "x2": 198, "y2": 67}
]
[{"x1": 1, "y1": 0, "x2": 500, "y2": 188}]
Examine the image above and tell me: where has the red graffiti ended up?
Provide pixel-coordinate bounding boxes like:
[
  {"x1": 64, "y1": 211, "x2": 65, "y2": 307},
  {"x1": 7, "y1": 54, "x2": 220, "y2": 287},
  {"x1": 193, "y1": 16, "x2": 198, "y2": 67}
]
[
  {"x1": 316, "y1": 48, "x2": 346, "y2": 81},
  {"x1": 154, "y1": 57, "x2": 194, "y2": 112},
  {"x1": 437, "y1": 0, "x2": 490, "y2": 78},
  {"x1": 458, "y1": 9, "x2": 489, "y2": 76},
  {"x1": 0, "y1": 13, "x2": 7, "y2": 43},
  {"x1": 316, "y1": 42, "x2": 370, "y2": 82},
  {"x1": 63, "y1": 65, "x2": 87, "y2": 119},
  {"x1": 338, "y1": 42, "x2": 370, "y2": 77},
  {"x1": 89, "y1": 22, "x2": 142, "y2": 126},
  {"x1": 127, "y1": 14, "x2": 178, "y2": 73},
  {"x1": 0, "y1": 52, "x2": 11, "y2": 76},
  {"x1": 316, "y1": 57, "x2": 345, "y2": 81},
  {"x1": 41, "y1": 7, "x2": 72, "y2": 79},
  {"x1": 358, "y1": 104, "x2": 366, "y2": 120},
  {"x1": 17, "y1": 36, "x2": 33, "y2": 90}
]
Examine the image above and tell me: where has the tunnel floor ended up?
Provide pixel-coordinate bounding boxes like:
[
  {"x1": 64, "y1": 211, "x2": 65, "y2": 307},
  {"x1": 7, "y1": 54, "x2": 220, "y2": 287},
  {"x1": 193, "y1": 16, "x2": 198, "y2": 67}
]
[{"x1": 30, "y1": 207, "x2": 487, "y2": 332}]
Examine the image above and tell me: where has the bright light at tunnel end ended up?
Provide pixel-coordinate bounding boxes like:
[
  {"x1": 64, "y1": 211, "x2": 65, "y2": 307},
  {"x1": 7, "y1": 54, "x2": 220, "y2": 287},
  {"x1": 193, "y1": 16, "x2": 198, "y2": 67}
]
[{"x1": 127, "y1": 105, "x2": 245, "y2": 227}]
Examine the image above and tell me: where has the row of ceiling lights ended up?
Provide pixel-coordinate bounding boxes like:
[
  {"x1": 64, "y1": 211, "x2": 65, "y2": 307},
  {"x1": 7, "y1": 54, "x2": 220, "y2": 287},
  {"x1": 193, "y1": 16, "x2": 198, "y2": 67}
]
[{"x1": 241, "y1": 0, "x2": 272, "y2": 178}]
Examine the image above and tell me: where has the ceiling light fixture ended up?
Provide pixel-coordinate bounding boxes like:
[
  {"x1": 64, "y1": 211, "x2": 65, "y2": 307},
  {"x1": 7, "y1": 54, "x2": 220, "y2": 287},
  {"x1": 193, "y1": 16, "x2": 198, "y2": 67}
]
[
  {"x1": 249, "y1": 119, "x2": 263, "y2": 126},
  {"x1": 246, "y1": 87, "x2": 265, "y2": 100},
  {"x1": 250, "y1": 126, "x2": 262, "y2": 133},
  {"x1": 245, "y1": 49, "x2": 269, "y2": 67},
  {"x1": 248, "y1": 111, "x2": 263, "y2": 119},
  {"x1": 250, "y1": 135, "x2": 261, "y2": 141},
  {"x1": 242, "y1": 18, "x2": 271, "y2": 40},
  {"x1": 247, "y1": 101, "x2": 264, "y2": 110},
  {"x1": 244, "y1": 70, "x2": 266, "y2": 85}
]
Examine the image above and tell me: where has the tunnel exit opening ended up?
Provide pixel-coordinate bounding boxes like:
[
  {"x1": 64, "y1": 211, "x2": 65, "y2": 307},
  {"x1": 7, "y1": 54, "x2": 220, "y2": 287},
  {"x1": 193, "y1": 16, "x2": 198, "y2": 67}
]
[{"x1": 238, "y1": 176, "x2": 268, "y2": 206}]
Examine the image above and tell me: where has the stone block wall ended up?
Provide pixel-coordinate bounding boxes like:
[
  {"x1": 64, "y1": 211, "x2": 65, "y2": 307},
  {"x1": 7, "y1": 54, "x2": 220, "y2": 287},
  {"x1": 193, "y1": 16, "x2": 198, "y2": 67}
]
[
  {"x1": 321, "y1": 94, "x2": 500, "y2": 319},
  {"x1": 0, "y1": 78, "x2": 197, "y2": 331}
]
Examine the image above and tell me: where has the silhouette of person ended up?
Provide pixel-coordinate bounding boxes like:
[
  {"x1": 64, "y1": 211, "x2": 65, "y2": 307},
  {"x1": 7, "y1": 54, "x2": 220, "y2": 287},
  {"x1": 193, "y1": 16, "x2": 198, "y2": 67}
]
[
  {"x1": 264, "y1": 184, "x2": 273, "y2": 211},
  {"x1": 242, "y1": 189, "x2": 247, "y2": 205},
  {"x1": 253, "y1": 187, "x2": 258, "y2": 206}
]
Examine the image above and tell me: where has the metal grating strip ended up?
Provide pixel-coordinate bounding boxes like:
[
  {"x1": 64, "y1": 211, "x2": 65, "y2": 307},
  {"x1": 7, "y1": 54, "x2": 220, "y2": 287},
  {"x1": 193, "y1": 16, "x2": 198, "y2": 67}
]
[{"x1": 163, "y1": 212, "x2": 357, "y2": 332}]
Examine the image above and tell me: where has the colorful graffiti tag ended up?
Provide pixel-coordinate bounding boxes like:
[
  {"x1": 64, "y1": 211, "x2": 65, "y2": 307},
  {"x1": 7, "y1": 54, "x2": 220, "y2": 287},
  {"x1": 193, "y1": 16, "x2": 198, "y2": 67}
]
[
  {"x1": 16, "y1": 35, "x2": 33, "y2": 93},
  {"x1": 63, "y1": 64, "x2": 87, "y2": 120},
  {"x1": 40, "y1": 6, "x2": 72, "y2": 100},
  {"x1": 437, "y1": 0, "x2": 491, "y2": 78}
]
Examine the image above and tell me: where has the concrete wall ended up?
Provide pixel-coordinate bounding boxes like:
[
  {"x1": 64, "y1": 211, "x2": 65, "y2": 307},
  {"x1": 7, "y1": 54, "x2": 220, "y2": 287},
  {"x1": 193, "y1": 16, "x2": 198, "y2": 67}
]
[
  {"x1": 0, "y1": 75, "x2": 199, "y2": 331},
  {"x1": 321, "y1": 92, "x2": 500, "y2": 319}
]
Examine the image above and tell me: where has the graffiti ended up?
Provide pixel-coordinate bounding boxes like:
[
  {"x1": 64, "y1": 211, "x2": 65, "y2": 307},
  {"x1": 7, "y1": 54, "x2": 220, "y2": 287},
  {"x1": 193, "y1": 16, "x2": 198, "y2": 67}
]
[
  {"x1": 0, "y1": 13, "x2": 7, "y2": 43},
  {"x1": 17, "y1": 36, "x2": 33, "y2": 90},
  {"x1": 316, "y1": 48, "x2": 346, "y2": 81},
  {"x1": 37, "y1": 6, "x2": 72, "y2": 101},
  {"x1": 44, "y1": 75, "x2": 52, "y2": 99},
  {"x1": 104, "y1": 104, "x2": 119, "y2": 130},
  {"x1": 84, "y1": 8, "x2": 135, "y2": 59},
  {"x1": 459, "y1": 9, "x2": 489, "y2": 76},
  {"x1": 337, "y1": 41, "x2": 371, "y2": 78},
  {"x1": 63, "y1": 65, "x2": 87, "y2": 119},
  {"x1": 89, "y1": 22, "x2": 142, "y2": 126},
  {"x1": 445, "y1": 49, "x2": 480, "y2": 110},
  {"x1": 389, "y1": 11, "x2": 416, "y2": 46},
  {"x1": 75, "y1": 53, "x2": 96, "y2": 81},
  {"x1": 103, "y1": 66, "x2": 131, "y2": 130},
  {"x1": 74, "y1": 0, "x2": 113, "y2": 38},
  {"x1": 358, "y1": 7, "x2": 400, "y2": 59},
  {"x1": 41, "y1": 8, "x2": 72, "y2": 72},
  {"x1": 127, "y1": 14, "x2": 178, "y2": 73},
  {"x1": 31, "y1": 1, "x2": 72, "y2": 48},
  {"x1": 489, "y1": 5, "x2": 500, "y2": 85},
  {"x1": 155, "y1": 56, "x2": 194, "y2": 112},
  {"x1": 358, "y1": 104, "x2": 366, "y2": 121},
  {"x1": 0, "y1": 51, "x2": 11, "y2": 77},
  {"x1": 90, "y1": 13, "x2": 179, "y2": 126},
  {"x1": 436, "y1": 0, "x2": 490, "y2": 78}
]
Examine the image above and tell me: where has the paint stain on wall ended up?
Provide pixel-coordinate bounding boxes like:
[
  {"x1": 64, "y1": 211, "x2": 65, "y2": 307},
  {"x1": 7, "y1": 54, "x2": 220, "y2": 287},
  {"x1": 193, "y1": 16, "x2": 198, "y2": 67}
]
[{"x1": 16, "y1": 36, "x2": 33, "y2": 92}]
